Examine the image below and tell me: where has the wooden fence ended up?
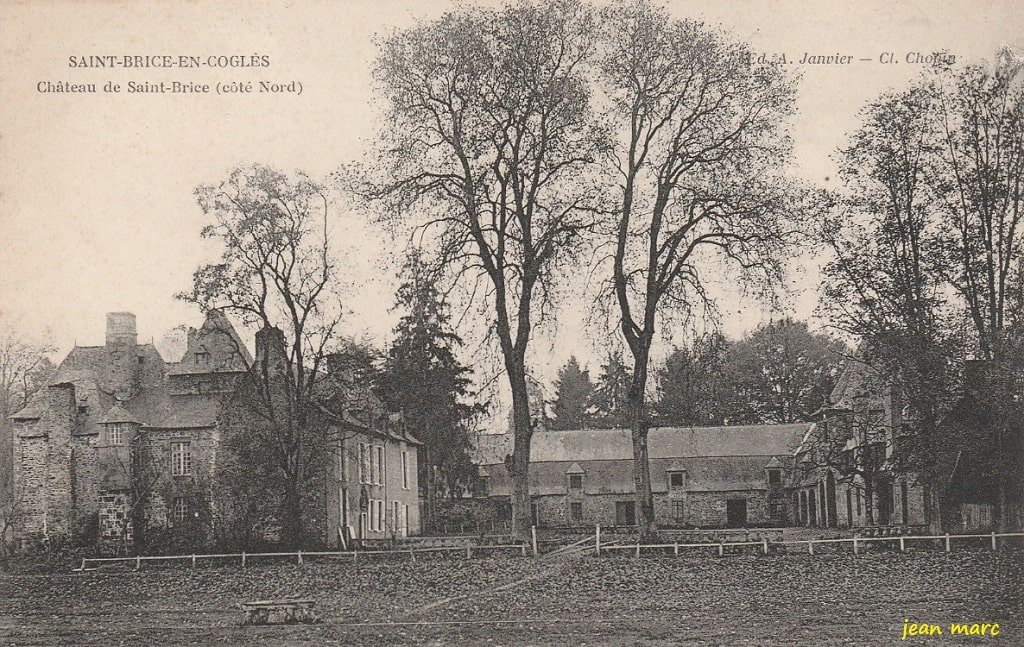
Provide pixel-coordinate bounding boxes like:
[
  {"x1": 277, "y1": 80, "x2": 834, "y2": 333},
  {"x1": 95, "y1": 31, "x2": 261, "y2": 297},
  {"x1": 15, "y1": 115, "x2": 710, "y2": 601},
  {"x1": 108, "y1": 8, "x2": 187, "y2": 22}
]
[
  {"x1": 71, "y1": 527, "x2": 1024, "y2": 572},
  {"x1": 596, "y1": 529, "x2": 1024, "y2": 557},
  {"x1": 75, "y1": 542, "x2": 530, "y2": 572}
]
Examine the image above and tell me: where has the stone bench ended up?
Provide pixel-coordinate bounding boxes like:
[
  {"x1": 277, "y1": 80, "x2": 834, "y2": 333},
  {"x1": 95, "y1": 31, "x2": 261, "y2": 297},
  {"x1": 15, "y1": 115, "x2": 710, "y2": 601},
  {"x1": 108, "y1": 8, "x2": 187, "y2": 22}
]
[{"x1": 240, "y1": 598, "x2": 318, "y2": 625}]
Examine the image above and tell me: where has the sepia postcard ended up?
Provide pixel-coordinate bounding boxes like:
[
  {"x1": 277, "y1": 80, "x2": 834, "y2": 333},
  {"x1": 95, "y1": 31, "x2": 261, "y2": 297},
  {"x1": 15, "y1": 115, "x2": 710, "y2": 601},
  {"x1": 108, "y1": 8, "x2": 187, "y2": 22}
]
[{"x1": 1, "y1": 1, "x2": 1023, "y2": 645}]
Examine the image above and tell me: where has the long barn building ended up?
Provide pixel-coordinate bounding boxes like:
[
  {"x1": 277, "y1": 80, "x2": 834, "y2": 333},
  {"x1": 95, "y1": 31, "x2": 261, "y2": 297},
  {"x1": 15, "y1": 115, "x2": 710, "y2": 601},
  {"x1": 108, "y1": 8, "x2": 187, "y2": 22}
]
[{"x1": 476, "y1": 424, "x2": 809, "y2": 528}]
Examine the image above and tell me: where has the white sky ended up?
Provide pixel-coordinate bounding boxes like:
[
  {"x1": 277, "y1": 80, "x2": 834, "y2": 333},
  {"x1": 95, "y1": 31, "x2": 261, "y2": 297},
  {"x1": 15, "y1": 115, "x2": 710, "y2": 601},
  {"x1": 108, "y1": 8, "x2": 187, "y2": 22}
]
[{"x1": 1, "y1": 0, "x2": 1022, "y2": 422}]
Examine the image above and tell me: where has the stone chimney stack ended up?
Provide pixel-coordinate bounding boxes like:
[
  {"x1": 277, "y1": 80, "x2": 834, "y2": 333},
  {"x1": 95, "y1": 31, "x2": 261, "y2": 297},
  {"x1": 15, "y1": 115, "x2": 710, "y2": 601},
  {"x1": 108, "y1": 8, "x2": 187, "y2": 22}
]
[
  {"x1": 254, "y1": 326, "x2": 287, "y2": 369},
  {"x1": 105, "y1": 312, "x2": 137, "y2": 346}
]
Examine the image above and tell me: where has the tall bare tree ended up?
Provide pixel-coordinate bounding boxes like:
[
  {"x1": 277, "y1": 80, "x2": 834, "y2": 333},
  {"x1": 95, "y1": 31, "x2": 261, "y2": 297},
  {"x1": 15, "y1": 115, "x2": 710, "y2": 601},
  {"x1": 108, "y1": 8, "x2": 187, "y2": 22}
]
[
  {"x1": 179, "y1": 164, "x2": 345, "y2": 547},
  {"x1": 0, "y1": 327, "x2": 54, "y2": 512},
  {"x1": 365, "y1": 0, "x2": 603, "y2": 538},
  {"x1": 597, "y1": 0, "x2": 799, "y2": 536},
  {"x1": 819, "y1": 79, "x2": 960, "y2": 532},
  {"x1": 932, "y1": 50, "x2": 1024, "y2": 529}
]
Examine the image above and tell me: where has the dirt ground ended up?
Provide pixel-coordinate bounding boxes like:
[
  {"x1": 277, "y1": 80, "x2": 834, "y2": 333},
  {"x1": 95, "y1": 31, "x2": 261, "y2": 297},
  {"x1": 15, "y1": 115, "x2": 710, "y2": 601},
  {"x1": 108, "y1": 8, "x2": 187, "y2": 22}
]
[{"x1": 1, "y1": 549, "x2": 1022, "y2": 646}]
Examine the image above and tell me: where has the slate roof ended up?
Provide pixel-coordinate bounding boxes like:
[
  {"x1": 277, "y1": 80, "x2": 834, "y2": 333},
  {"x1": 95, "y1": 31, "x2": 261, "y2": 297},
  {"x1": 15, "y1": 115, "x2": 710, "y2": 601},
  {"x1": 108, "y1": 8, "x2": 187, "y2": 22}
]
[
  {"x1": 10, "y1": 312, "x2": 250, "y2": 433},
  {"x1": 168, "y1": 309, "x2": 253, "y2": 375},
  {"x1": 476, "y1": 424, "x2": 809, "y2": 466},
  {"x1": 97, "y1": 403, "x2": 142, "y2": 425}
]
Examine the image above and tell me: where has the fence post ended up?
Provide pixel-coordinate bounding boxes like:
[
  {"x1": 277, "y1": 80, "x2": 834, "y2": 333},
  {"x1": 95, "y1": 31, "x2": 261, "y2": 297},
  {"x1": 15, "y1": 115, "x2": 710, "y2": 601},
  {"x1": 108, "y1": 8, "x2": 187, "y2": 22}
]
[
  {"x1": 80, "y1": 558, "x2": 86, "y2": 571},
  {"x1": 297, "y1": 551, "x2": 303, "y2": 565},
  {"x1": 531, "y1": 526, "x2": 538, "y2": 557},
  {"x1": 853, "y1": 537, "x2": 858, "y2": 555},
  {"x1": 410, "y1": 548, "x2": 416, "y2": 561},
  {"x1": 945, "y1": 533, "x2": 951, "y2": 553},
  {"x1": 718, "y1": 542, "x2": 723, "y2": 557},
  {"x1": 466, "y1": 546, "x2": 472, "y2": 559},
  {"x1": 808, "y1": 540, "x2": 814, "y2": 556},
  {"x1": 595, "y1": 524, "x2": 601, "y2": 556},
  {"x1": 674, "y1": 542, "x2": 679, "y2": 557},
  {"x1": 136, "y1": 555, "x2": 141, "y2": 570},
  {"x1": 991, "y1": 532, "x2": 997, "y2": 551},
  {"x1": 762, "y1": 537, "x2": 768, "y2": 555},
  {"x1": 635, "y1": 540, "x2": 640, "y2": 559},
  {"x1": 192, "y1": 554, "x2": 196, "y2": 568},
  {"x1": 521, "y1": 544, "x2": 527, "y2": 557},
  {"x1": 242, "y1": 551, "x2": 246, "y2": 568},
  {"x1": 899, "y1": 537, "x2": 905, "y2": 552}
]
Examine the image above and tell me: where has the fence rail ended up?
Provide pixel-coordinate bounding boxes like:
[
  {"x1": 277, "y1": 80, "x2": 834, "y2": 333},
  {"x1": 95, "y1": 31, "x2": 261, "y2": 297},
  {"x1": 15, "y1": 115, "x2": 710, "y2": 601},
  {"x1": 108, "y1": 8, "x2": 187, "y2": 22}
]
[
  {"x1": 594, "y1": 529, "x2": 1024, "y2": 557},
  {"x1": 71, "y1": 528, "x2": 1024, "y2": 572},
  {"x1": 75, "y1": 542, "x2": 530, "y2": 572}
]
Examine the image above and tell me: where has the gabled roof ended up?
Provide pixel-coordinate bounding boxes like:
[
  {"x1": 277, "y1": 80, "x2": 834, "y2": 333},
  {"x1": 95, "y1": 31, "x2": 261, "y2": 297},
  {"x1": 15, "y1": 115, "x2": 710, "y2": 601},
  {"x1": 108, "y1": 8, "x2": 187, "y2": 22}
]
[
  {"x1": 168, "y1": 310, "x2": 251, "y2": 375},
  {"x1": 477, "y1": 424, "x2": 809, "y2": 465},
  {"x1": 565, "y1": 462, "x2": 585, "y2": 474},
  {"x1": 97, "y1": 403, "x2": 142, "y2": 425}
]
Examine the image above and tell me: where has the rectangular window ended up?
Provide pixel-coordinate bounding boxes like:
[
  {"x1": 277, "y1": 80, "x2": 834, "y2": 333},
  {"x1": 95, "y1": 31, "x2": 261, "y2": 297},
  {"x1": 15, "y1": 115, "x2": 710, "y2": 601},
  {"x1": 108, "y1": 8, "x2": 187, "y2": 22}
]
[
  {"x1": 364, "y1": 442, "x2": 372, "y2": 483},
  {"x1": 172, "y1": 497, "x2": 188, "y2": 523},
  {"x1": 570, "y1": 502, "x2": 582, "y2": 522},
  {"x1": 404, "y1": 504, "x2": 409, "y2": 533},
  {"x1": 394, "y1": 501, "x2": 401, "y2": 532},
  {"x1": 568, "y1": 474, "x2": 583, "y2": 490},
  {"x1": 672, "y1": 499, "x2": 685, "y2": 521},
  {"x1": 195, "y1": 351, "x2": 210, "y2": 365},
  {"x1": 767, "y1": 469, "x2": 781, "y2": 485},
  {"x1": 364, "y1": 444, "x2": 372, "y2": 485},
  {"x1": 377, "y1": 500, "x2": 385, "y2": 531},
  {"x1": 669, "y1": 471, "x2": 685, "y2": 491},
  {"x1": 107, "y1": 423, "x2": 124, "y2": 446},
  {"x1": 856, "y1": 489, "x2": 862, "y2": 515},
  {"x1": 369, "y1": 499, "x2": 377, "y2": 531},
  {"x1": 171, "y1": 441, "x2": 192, "y2": 476},
  {"x1": 401, "y1": 451, "x2": 410, "y2": 490},
  {"x1": 376, "y1": 446, "x2": 385, "y2": 485}
]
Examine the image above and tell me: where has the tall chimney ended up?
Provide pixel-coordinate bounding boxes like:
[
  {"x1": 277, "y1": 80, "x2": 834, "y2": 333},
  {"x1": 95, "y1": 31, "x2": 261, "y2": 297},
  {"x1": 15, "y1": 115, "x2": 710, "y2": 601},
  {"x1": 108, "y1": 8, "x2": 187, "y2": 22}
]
[
  {"x1": 254, "y1": 325, "x2": 287, "y2": 369},
  {"x1": 105, "y1": 312, "x2": 137, "y2": 346}
]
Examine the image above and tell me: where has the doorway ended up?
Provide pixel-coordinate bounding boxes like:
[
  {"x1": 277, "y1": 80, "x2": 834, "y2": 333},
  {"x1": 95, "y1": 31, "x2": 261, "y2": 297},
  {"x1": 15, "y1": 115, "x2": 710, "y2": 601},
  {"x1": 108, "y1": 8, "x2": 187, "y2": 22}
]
[
  {"x1": 615, "y1": 501, "x2": 636, "y2": 526},
  {"x1": 726, "y1": 499, "x2": 748, "y2": 527}
]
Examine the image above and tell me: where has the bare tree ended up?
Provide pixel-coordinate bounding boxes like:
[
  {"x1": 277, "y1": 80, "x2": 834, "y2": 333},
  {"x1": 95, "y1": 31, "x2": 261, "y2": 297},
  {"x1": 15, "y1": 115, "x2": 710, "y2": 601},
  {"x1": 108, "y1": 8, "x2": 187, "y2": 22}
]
[
  {"x1": 179, "y1": 164, "x2": 345, "y2": 547},
  {"x1": 0, "y1": 326, "x2": 54, "y2": 512},
  {"x1": 818, "y1": 81, "x2": 955, "y2": 532},
  {"x1": 596, "y1": 0, "x2": 800, "y2": 536},
  {"x1": 364, "y1": 0, "x2": 604, "y2": 538},
  {"x1": 932, "y1": 50, "x2": 1024, "y2": 529}
]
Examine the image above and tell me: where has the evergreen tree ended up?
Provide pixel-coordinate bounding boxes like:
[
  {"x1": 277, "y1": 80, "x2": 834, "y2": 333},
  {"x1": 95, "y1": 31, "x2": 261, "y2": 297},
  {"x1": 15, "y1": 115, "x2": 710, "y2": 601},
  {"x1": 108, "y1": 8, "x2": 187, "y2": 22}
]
[
  {"x1": 379, "y1": 251, "x2": 483, "y2": 528},
  {"x1": 591, "y1": 351, "x2": 632, "y2": 428},
  {"x1": 550, "y1": 356, "x2": 594, "y2": 430}
]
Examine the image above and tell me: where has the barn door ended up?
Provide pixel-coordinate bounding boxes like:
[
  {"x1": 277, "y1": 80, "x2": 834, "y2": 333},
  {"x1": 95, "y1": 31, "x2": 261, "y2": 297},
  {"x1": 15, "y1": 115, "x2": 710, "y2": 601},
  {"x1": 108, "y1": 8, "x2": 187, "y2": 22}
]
[{"x1": 726, "y1": 499, "x2": 747, "y2": 527}]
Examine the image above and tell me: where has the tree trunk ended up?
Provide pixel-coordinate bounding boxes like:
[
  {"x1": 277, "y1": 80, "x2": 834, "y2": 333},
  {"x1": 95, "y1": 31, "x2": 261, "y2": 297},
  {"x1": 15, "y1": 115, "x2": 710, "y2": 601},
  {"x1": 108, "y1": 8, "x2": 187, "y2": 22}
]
[
  {"x1": 509, "y1": 369, "x2": 533, "y2": 541},
  {"x1": 627, "y1": 353, "x2": 656, "y2": 540},
  {"x1": 864, "y1": 477, "x2": 875, "y2": 526},
  {"x1": 924, "y1": 483, "x2": 943, "y2": 534},
  {"x1": 426, "y1": 451, "x2": 437, "y2": 534},
  {"x1": 282, "y1": 479, "x2": 304, "y2": 548}
]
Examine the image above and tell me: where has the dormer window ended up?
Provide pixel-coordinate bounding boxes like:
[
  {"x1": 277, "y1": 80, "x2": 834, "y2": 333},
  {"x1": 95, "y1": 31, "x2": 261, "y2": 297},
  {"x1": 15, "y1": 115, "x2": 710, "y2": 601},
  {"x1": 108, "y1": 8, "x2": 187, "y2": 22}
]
[
  {"x1": 106, "y1": 423, "x2": 126, "y2": 445},
  {"x1": 767, "y1": 469, "x2": 781, "y2": 485},
  {"x1": 668, "y1": 471, "x2": 686, "y2": 492},
  {"x1": 195, "y1": 351, "x2": 211, "y2": 365},
  {"x1": 565, "y1": 463, "x2": 585, "y2": 492}
]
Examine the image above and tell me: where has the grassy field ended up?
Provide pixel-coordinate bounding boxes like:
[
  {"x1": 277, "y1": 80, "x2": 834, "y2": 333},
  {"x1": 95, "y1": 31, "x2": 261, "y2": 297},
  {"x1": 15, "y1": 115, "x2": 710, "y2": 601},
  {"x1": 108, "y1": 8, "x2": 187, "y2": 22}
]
[{"x1": 1, "y1": 548, "x2": 1022, "y2": 645}]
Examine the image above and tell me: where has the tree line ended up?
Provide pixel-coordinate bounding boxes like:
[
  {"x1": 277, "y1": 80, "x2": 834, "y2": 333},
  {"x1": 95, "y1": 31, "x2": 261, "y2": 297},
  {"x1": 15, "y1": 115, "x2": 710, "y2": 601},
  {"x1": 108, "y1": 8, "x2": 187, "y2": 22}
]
[{"x1": 550, "y1": 319, "x2": 847, "y2": 430}]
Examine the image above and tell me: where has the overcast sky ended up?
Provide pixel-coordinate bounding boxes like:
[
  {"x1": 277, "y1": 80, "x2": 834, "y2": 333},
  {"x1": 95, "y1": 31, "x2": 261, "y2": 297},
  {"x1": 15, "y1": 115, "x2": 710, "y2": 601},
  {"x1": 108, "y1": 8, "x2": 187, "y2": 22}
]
[{"x1": 2, "y1": 0, "x2": 1022, "y2": 419}]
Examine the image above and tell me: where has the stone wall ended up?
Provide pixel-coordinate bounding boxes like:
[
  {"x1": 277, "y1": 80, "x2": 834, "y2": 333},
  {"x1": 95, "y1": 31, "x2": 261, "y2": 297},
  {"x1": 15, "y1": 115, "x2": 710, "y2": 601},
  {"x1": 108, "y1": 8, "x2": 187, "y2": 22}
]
[
  {"x1": 98, "y1": 490, "x2": 132, "y2": 544},
  {"x1": 528, "y1": 489, "x2": 773, "y2": 528}
]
